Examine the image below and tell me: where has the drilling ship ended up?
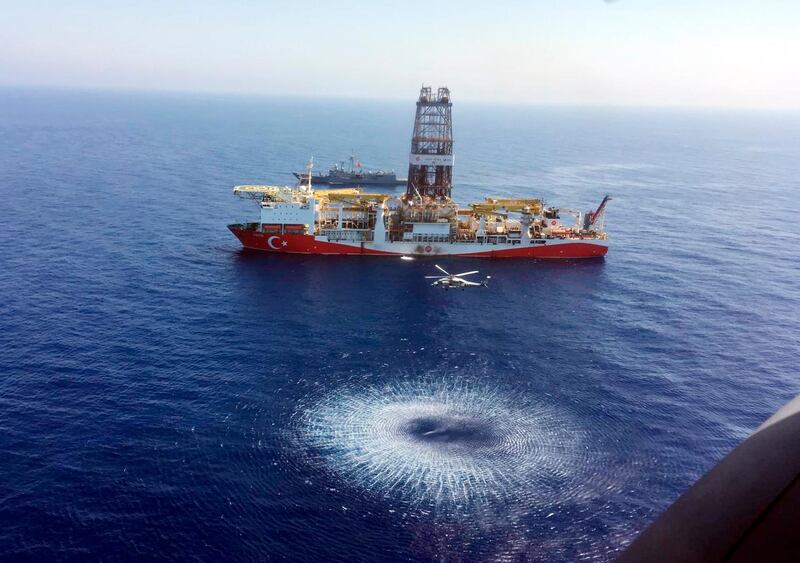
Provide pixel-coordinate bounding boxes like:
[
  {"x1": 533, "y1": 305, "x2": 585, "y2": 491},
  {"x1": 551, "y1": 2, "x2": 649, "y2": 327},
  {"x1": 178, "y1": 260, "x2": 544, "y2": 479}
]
[{"x1": 228, "y1": 87, "x2": 609, "y2": 259}]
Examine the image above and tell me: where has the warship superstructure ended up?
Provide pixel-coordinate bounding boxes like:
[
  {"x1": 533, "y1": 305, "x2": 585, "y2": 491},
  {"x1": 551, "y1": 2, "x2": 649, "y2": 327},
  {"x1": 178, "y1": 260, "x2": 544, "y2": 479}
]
[{"x1": 293, "y1": 153, "x2": 406, "y2": 187}]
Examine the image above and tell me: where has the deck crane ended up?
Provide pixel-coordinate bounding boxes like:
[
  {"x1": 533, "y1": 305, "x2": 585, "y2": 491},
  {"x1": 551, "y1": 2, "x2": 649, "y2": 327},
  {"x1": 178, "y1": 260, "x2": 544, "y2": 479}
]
[{"x1": 584, "y1": 195, "x2": 612, "y2": 231}]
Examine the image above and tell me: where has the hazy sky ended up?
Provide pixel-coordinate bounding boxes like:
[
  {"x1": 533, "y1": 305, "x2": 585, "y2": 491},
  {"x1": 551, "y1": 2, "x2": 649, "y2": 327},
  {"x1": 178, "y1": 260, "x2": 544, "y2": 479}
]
[{"x1": 1, "y1": 1, "x2": 799, "y2": 109}]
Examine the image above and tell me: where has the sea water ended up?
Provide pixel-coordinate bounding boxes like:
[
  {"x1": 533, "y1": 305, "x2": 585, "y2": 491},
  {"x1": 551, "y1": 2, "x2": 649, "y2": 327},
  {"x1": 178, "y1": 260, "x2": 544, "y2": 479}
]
[{"x1": 1, "y1": 88, "x2": 798, "y2": 561}]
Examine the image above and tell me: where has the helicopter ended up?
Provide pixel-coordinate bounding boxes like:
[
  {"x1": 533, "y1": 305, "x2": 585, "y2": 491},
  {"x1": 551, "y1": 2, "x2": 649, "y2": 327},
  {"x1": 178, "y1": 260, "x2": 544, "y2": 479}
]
[{"x1": 426, "y1": 265, "x2": 491, "y2": 290}]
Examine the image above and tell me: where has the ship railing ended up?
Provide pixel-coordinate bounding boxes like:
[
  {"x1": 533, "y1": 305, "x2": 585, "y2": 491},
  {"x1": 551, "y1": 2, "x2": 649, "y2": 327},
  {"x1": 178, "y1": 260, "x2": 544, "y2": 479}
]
[
  {"x1": 233, "y1": 222, "x2": 261, "y2": 231},
  {"x1": 320, "y1": 229, "x2": 374, "y2": 242},
  {"x1": 475, "y1": 235, "x2": 510, "y2": 245},
  {"x1": 409, "y1": 233, "x2": 451, "y2": 243}
]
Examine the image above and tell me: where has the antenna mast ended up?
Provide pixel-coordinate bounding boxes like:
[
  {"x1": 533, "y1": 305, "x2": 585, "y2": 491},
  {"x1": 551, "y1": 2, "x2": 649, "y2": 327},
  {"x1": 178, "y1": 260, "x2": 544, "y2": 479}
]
[{"x1": 305, "y1": 157, "x2": 314, "y2": 190}]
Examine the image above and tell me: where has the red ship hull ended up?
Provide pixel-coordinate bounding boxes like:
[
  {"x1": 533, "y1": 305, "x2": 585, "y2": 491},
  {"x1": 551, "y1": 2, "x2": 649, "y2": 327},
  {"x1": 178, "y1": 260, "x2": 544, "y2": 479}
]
[{"x1": 229, "y1": 226, "x2": 608, "y2": 259}]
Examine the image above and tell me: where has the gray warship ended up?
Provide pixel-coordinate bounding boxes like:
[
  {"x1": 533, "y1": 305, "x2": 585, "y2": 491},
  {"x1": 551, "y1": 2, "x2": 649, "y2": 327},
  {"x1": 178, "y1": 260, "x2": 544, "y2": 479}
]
[{"x1": 293, "y1": 154, "x2": 406, "y2": 187}]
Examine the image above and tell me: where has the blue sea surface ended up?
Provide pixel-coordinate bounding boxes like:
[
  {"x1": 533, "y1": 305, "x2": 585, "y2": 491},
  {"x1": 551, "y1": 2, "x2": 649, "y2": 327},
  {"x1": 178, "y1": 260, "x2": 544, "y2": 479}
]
[{"x1": 1, "y1": 88, "x2": 799, "y2": 561}]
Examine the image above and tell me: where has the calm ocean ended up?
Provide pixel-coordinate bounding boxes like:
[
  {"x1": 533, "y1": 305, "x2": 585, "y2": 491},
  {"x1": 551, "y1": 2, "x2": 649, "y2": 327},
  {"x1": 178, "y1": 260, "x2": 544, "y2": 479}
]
[{"x1": 1, "y1": 88, "x2": 798, "y2": 561}]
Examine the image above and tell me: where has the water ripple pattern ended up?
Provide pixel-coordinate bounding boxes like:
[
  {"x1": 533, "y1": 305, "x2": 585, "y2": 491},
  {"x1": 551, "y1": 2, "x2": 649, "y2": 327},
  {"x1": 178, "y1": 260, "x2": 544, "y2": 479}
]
[{"x1": 300, "y1": 378, "x2": 621, "y2": 508}]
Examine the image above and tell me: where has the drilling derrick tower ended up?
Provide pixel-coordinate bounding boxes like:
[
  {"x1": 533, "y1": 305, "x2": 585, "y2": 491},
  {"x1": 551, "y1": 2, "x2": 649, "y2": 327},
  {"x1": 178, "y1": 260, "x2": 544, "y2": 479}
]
[{"x1": 405, "y1": 86, "x2": 454, "y2": 200}]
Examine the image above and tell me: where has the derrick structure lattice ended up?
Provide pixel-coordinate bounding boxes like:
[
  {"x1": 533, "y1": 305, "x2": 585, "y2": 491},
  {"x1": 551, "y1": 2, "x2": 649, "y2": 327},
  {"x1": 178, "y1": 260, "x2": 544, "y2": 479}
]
[{"x1": 406, "y1": 86, "x2": 454, "y2": 200}]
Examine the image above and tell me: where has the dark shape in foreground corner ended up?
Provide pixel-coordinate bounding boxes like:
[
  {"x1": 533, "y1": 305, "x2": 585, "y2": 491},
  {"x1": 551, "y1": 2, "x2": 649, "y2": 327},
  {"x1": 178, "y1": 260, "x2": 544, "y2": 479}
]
[{"x1": 619, "y1": 393, "x2": 800, "y2": 562}]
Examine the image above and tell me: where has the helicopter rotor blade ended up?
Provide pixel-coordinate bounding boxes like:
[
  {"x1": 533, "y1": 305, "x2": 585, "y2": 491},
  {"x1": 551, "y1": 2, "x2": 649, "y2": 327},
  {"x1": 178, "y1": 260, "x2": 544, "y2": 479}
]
[
  {"x1": 424, "y1": 275, "x2": 448, "y2": 279},
  {"x1": 435, "y1": 264, "x2": 450, "y2": 276},
  {"x1": 453, "y1": 270, "x2": 479, "y2": 277}
]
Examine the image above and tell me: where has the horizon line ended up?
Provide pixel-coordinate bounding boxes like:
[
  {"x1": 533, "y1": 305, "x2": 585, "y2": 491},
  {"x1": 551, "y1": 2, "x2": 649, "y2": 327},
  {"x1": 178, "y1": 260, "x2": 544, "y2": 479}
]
[{"x1": 2, "y1": 81, "x2": 799, "y2": 115}]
